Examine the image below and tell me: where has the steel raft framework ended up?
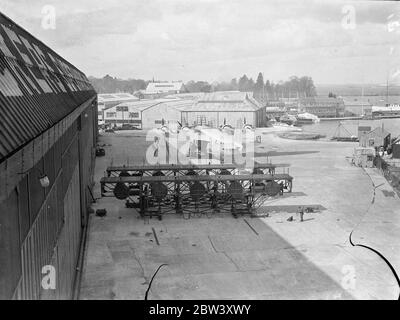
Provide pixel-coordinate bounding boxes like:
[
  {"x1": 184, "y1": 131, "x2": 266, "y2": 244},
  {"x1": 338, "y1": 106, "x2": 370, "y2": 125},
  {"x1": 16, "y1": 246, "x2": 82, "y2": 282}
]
[{"x1": 100, "y1": 163, "x2": 293, "y2": 219}]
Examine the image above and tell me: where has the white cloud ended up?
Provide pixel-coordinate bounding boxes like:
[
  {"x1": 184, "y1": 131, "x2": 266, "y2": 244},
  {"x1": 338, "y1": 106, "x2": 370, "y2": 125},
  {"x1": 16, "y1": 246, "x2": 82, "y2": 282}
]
[{"x1": 1, "y1": 0, "x2": 400, "y2": 84}]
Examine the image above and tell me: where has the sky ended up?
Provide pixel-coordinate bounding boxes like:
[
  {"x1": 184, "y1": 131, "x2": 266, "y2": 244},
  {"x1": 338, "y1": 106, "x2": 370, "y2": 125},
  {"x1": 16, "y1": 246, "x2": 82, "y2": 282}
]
[{"x1": 1, "y1": 0, "x2": 400, "y2": 85}]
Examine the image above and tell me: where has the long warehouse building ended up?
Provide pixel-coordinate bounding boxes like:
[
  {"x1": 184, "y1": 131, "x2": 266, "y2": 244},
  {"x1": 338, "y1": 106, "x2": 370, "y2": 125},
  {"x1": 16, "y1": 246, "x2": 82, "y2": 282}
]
[
  {"x1": 105, "y1": 91, "x2": 265, "y2": 129},
  {"x1": 97, "y1": 93, "x2": 138, "y2": 124},
  {"x1": 0, "y1": 13, "x2": 97, "y2": 299},
  {"x1": 178, "y1": 91, "x2": 266, "y2": 128}
]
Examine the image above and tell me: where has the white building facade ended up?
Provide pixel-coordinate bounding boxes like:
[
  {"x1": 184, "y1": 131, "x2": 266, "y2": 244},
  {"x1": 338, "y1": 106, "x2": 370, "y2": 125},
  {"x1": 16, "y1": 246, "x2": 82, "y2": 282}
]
[
  {"x1": 106, "y1": 91, "x2": 266, "y2": 130},
  {"x1": 97, "y1": 93, "x2": 139, "y2": 124}
]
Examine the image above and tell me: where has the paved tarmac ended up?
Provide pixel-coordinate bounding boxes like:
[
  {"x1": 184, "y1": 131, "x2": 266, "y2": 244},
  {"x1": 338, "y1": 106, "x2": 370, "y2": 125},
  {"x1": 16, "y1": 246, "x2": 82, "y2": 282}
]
[{"x1": 79, "y1": 130, "x2": 400, "y2": 299}]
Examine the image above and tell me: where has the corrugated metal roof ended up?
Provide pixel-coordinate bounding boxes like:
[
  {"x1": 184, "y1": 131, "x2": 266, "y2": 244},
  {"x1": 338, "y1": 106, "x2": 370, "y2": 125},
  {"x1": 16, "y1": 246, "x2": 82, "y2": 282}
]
[
  {"x1": 161, "y1": 99, "x2": 196, "y2": 111},
  {"x1": 165, "y1": 92, "x2": 205, "y2": 100},
  {"x1": 366, "y1": 127, "x2": 390, "y2": 137},
  {"x1": 109, "y1": 99, "x2": 163, "y2": 112},
  {"x1": 198, "y1": 91, "x2": 251, "y2": 101},
  {"x1": 146, "y1": 82, "x2": 184, "y2": 93},
  {"x1": 114, "y1": 98, "x2": 194, "y2": 112},
  {"x1": 343, "y1": 99, "x2": 372, "y2": 107},
  {"x1": 174, "y1": 103, "x2": 259, "y2": 112},
  {"x1": 98, "y1": 93, "x2": 138, "y2": 103},
  {"x1": 174, "y1": 91, "x2": 262, "y2": 112},
  {"x1": 113, "y1": 92, "x2": 262, "y2": 113},
  {"x1": 0, "y1": 12, "x2": 96, "y2": 163}
]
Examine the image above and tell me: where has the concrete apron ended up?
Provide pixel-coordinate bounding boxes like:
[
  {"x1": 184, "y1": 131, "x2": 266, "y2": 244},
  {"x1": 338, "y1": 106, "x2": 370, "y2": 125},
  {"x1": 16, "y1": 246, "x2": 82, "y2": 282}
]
[{"x1": 79, "y1": 133, "x2": 400, "y2": 300}]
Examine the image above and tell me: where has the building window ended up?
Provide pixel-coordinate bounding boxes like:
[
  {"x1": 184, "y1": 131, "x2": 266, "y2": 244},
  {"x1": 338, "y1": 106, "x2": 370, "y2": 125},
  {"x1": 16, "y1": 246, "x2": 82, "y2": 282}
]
[
  {"x1": 116, "y1": 106, "x2": 129, "y2": 112},
  {"x1": 106, "y1": 112, "x2": 116, "y2": 118},
  {"x1": 129, "y1": 112, "x2": 139, "y2": 118},
  {"x1": 155, "y1": 120, "x2": 163, "y2": 124}
]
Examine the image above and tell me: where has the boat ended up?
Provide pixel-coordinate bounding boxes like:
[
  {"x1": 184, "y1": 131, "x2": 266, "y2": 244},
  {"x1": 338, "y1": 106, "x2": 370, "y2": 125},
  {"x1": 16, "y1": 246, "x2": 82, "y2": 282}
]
[
  {"x1": 296, "y1": 112, "x2": 320, "y2": 124},
  {"x1": 279, "y1": 132, "x2": 326, "y2": 140},
  {"x1": 279, "y1": 114, "x2": 297, "y2": 125},
  {"x1": 331, "y1": 136, "x2": 359, "y2": 142},
  {"x1": 330, "y1": 123, "x2": 359, "y2": 142}
]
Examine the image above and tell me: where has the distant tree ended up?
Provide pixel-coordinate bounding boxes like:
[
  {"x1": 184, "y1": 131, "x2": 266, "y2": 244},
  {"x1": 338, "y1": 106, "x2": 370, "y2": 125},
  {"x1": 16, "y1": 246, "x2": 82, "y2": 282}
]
[
  {"x1": 214, "y1": 81, "x2": 235, "y2": 91},
  {"x1": 230, "y1": 78, "x2": 238, "y2": 90},
  {"x1": 200, "y1": 84, "x2": 212, "y2": 92},
  {"x1": 265, "y1": 80, "x2": 272, "y2": 99},
  {"x1": 185, "y1": 80, "x2": 213, "y2": 92},
  {"x1": 89, "y1": 73, "x2": 318, "y2": 98},
  {"x1": 255, "y1": 73, "x2": 264, "y2": 91},
  {"x1": 247, "y1": 78, "x2": 255, "y2": 91},
  {"x1": 299, "y1": 76, "x2": 317, "y2": 97},
  {"x1": 328, "y1": 92, "x2": 337, "y2": 98},
  {"x1": 275, "y1": 82, "x2": 284, "y2": 99},
  {"x1": 288, "y1": 76, "x2": 300, "y2": 98},
  {"x1": 89, "y1": 75, "x2": 148, "y2": 93},
  {"x1": 269, "y1": 81, "x2": 276, "y2": 99},
  {"x1": 185, "y1": 80, "x2": 197, "y2": 92},
  {"x1": 253, "y1": 72, "x2": 265, "y2": 102},
  {"x1": 238, "y1": 75, "x2": 249, "y2": 92}
]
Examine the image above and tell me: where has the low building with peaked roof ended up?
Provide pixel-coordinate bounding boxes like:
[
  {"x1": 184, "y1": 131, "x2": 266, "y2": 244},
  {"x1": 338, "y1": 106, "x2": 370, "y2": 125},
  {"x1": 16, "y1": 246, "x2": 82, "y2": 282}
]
[
  {"x1": 174, "y1": 91, "x2": 265, "y2": 128},
  {"x1": 109, "y1": 91, "x2": 266, "y2": 129},
  {"x1": 97, "y1": 93, "x2": 139, "y2": 124},
  {"x1": 343, "y1": 99, "x2": 372, "y2": 116},
  {"x1": 105, "y1": 98, "x2": 193, "y2": 129},
  {"x1": 145, "y1": 81, "x2": 186, "y2": 94},
  {"x1": 299, "y1": 97, "x2": 345, "y2": 118},
  {"x1": 359, "y1": 127, "x2": 391, "y2": 149}
]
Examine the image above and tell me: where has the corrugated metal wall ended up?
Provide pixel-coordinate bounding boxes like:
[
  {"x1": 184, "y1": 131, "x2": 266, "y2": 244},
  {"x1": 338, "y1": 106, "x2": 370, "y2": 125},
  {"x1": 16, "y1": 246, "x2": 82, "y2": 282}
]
[
  {"x1": 18, "y1": 180, "x2": 59, "y2": 300},
  {"x1": 1, "y1": 102, "x2": 97, "y2": 299},
  {"x1": 13, "y1": 163, "x2": 81, "y2": 300},
  {"x1": 141, "y1": 103, "x2": 181, "y2": 129},
  {"x1": 0, "y1": 188, "x2": 21, "y2": 299},
  {"x1": 183, "y1": 111, "x2": 256, "y2": 128},
  {"x1": 0, "y1": 12, "x2": 97, "y2": 300},
  {"x1": 55, "y1": 164, "x2": 81, "y2": 299}
]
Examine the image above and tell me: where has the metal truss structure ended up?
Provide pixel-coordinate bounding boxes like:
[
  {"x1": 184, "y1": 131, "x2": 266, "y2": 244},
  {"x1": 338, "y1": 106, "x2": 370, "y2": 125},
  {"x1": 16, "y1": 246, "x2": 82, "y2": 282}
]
[{"x1": 100, "y1": 163, "x2": 293, "y2": 219}]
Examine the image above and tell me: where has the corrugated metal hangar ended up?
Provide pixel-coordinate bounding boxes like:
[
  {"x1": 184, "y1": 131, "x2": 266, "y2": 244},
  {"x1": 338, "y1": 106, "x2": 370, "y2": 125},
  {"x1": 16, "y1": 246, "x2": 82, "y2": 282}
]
[
  {"x1": 104, "y1": 99, "x2": 191, "y2": 129},
  {"x1": 106, "y1": 91, "x2": 265, "y2": 129},
  {"x1": 0, "y1": 12, "x2": 97, "y2": 299},
  {"x1": 178, "y1": 91, "x2": 265, "y2": 128},
  {"x1": 97, "y1": 93, "x2": 138, "y2": 124}
]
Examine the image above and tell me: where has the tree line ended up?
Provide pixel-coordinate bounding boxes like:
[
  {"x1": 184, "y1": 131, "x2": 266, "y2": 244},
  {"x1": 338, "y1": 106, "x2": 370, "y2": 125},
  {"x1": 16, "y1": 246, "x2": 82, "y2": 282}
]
[
  {"x1": 89, "y1": 73, "x2": 317, "y2": 101},
  {"x1": 214, "y1": 73, "x2": 317, "y2": 101},
  {"x1": 88, "y1": 75, "x2": 148, "y2": 94}
]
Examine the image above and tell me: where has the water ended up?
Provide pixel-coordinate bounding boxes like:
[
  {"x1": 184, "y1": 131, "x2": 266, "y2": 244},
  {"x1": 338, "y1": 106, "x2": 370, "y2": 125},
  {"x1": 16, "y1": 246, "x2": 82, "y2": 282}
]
[{"x1": 301, "y1": 118, "x2": 400, "y2": 139}]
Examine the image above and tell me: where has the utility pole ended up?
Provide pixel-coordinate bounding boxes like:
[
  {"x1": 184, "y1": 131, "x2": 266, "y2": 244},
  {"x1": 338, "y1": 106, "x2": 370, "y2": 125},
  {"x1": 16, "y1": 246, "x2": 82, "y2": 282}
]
[{"x1": 387, "y1": 75, "x2": 389, "y2": 106}]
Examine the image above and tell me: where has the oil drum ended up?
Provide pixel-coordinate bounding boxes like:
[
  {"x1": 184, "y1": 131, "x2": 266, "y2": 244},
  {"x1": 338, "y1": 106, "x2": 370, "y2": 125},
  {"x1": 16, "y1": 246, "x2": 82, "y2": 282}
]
[
  {"x1": 151, "y1": 182, "x2": 168, "y2": 202},
  {"x1": 114, "y1": 182, "x2": 130, "y2": 200},
  {"x1": 227, "y1": 181, "x2": 244, "y2": 200},
  {"x1": 190, "y1": 182, "x2": 206, "y2": 201},
  {"x1": 265, "y1": 180, "x2": 281, "y2": 197}
]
